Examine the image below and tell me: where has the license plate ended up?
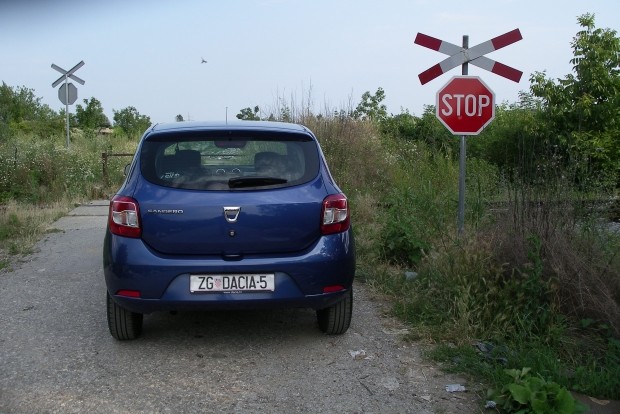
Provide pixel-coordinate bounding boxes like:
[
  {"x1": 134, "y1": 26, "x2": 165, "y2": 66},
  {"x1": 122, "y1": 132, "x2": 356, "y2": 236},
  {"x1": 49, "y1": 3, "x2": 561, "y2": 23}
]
[{"x1": 190, "y1": 274, "x2": 275, "y2": 293}]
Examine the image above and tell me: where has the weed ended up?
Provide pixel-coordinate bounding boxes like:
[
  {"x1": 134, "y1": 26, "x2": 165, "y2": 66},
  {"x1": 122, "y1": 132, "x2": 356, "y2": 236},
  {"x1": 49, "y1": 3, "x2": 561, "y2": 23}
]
[
  {"x1": 488, "y1": 367, "x2": 587, "y2": 414},
  {"x1": 0, "y1": 212, "x2": 20, "y2": 241},
  {"x1": 0, "y1": 258, "x2": 9, "y2": 270}
]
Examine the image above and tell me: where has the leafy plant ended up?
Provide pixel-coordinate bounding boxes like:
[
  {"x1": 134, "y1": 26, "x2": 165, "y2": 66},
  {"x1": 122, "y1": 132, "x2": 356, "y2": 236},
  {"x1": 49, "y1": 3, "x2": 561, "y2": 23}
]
[
  {"x1": 488, "y1": 368, "x2": 587, "y2": 414},
  {"x1": 112, "y1": 106, "x2": 151, "y2": 138},
  {"x1": 529, "y1": 13, "x2": 620, "y2": 188},
  {"x1": 353, "y1": 87, "x2": 387, "y2": 121},
  {"x1": 381, "y1": 187, "x2": 432, "y2": 266},
  {"x1": 75, "y1": 97, "x2": 110, "y2": 129},
  {"x1": 236, "y1": 106, "x2": 261, "y2": 120}
]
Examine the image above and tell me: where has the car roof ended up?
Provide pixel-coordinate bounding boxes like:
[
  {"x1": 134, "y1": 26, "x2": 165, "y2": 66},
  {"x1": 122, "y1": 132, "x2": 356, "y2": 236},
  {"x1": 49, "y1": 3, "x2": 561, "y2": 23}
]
[{"x1": 147, "y1": 121, "x2": 311, "y2": 135}]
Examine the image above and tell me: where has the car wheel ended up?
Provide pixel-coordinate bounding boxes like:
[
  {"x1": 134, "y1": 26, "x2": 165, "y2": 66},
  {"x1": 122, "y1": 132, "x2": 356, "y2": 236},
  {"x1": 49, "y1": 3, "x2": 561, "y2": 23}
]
[
  {"x1": 106, "y1": 291, "x2": 143, "y2": 340},
  {"x1": 317, "y1": 288, "x2": 352, "y2": 335}
]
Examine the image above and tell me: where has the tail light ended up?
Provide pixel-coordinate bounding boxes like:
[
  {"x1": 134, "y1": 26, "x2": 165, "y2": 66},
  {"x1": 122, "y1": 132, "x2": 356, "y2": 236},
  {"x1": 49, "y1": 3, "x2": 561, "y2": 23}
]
[
  {"x1": 321, "y1": 194, "x2": 350, "y2": 235},
  {"x1": 116, "y1": 289, "x2": 141, "y2": 298},
  {"x1": 323, "y1": 285, "x2": 346, "y2": 293},
  {"x1": 109, "y1": 195, "x2": 141, "y2": 238}
]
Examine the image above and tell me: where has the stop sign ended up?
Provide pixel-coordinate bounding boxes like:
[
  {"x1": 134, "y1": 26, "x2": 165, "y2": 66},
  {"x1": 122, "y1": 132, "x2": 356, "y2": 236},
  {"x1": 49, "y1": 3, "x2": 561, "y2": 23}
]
[
  {"x1": 58, "y1": 82, "x2": 78, "y2": 105},
  {"x1": 436, "y1": 76, "x2": 495, "y2": 135}
]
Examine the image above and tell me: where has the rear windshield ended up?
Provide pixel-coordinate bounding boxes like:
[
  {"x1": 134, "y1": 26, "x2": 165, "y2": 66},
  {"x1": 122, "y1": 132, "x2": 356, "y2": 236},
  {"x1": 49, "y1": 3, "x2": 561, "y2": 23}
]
[{"x1": 140, "y1": 133, "x2": 320, "y2": 191}]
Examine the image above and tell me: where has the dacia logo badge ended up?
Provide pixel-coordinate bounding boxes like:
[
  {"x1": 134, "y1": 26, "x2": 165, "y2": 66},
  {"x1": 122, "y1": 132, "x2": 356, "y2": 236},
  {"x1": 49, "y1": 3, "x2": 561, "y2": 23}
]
[{"x1": 223, "y1": 206, "x2": 240, "y2": 223}]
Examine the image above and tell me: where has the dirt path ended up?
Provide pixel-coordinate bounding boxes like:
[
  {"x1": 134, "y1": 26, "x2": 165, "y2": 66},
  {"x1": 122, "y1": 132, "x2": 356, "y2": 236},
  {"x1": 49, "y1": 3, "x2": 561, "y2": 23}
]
[{"x1": 0, "y1": 201, "x2": 481, "y2": 413}]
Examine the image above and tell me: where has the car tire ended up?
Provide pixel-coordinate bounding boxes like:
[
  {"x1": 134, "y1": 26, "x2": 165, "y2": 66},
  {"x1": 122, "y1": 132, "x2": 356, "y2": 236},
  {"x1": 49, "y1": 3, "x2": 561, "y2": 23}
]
[
  {"x1": 317, "y1": 288, "x2": 352, "y2": 335},
  {"x1": 107, "y1": 291, "x2": 143, "y2": 340}
]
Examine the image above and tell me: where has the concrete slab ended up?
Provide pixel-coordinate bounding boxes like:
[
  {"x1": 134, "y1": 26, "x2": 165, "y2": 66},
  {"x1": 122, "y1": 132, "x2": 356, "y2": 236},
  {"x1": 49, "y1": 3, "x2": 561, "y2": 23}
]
[
  {"x1": 67, "y1": 200, "x2": 109, "y2": 217},
  {"x1": 48, "y1": 200, "x2": 109, "y2": 231},
  {"x1": 52, "y1": 215, "x2": 107, "y2": 231}
]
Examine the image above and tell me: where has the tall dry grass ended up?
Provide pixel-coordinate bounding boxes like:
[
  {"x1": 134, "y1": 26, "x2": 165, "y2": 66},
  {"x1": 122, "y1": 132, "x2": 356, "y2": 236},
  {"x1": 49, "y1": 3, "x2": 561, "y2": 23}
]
[
  {"x1": 490, "y1": 184, "x2": 620, "y2": 336},
  {"x1": 0, "y1": 199, "x2": 71, "y2": 269},
  {"x1": 0, "y1": 129, "x2": 137, "y2": 204}
]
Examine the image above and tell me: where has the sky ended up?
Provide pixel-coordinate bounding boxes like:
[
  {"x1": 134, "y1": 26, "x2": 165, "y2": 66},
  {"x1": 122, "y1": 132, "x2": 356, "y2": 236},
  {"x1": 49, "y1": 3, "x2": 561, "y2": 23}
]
[{"x1": 1, "y1": 0, "x2": 619, "y2": 124}]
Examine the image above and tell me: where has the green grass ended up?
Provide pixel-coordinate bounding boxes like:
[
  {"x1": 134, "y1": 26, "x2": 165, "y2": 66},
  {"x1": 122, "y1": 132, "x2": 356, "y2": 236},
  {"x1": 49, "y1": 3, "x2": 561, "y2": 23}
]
[{"x1": 427, "y1": 331, "x2": 620, "y2": 401}]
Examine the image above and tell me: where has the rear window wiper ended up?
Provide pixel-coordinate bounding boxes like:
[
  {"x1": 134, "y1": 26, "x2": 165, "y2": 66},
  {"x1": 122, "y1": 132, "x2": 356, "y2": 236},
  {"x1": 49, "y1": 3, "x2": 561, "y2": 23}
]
[{"x1": 228, "y1": 177, "x2": 288, "y2": 189}]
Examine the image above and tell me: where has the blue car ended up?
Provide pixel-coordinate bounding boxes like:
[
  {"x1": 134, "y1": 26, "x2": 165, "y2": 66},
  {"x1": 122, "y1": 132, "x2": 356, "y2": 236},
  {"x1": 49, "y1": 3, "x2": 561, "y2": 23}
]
[{"x1": 103, "y1": 121, "x2": 355, "y2": 339}]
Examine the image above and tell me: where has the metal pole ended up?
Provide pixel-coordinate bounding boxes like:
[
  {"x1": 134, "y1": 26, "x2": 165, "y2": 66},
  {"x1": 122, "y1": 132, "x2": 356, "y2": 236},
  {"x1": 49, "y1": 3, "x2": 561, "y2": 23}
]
[
  {"x1": 102, "y1": 152, "x2": 108, "y2": 185},
  {"x1": 457, "y1": 35, "x2": 469, "y2": 237},
  {"x1": 64, "y1": 75, "x2": 70, "y2": 148}
]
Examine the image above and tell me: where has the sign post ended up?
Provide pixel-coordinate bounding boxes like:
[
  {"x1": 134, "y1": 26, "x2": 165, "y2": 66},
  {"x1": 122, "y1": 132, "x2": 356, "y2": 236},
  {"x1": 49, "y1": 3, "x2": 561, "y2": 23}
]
[
  {"x1": 51, "y1": 61, "x2": 85, "y2": 148},
  {"x1": 414, "y1": 30, "x2": 521, "y2": 236},
  {"x1": 459, "y1": 36, "x2": 469, "y2": 238}
]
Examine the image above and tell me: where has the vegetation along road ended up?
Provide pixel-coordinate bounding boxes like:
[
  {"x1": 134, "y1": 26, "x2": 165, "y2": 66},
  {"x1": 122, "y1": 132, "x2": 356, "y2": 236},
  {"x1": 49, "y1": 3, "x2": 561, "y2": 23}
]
[{"x1": 0, "y1": 201, "x2": 480, "y2": 414}]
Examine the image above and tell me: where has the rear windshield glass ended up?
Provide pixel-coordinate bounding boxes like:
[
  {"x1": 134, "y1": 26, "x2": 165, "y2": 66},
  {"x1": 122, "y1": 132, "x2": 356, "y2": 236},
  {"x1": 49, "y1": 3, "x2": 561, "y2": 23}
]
[{"x1": 140, "y1": 133, "x2": 320, "y2": 191}]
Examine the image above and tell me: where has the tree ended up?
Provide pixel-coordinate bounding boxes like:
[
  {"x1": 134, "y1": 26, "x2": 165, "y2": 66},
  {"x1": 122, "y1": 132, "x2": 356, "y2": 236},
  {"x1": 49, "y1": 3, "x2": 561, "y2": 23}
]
[
  {"x1": 468, "y1": 100, "x2": 546, "y2": 180},
  {"x1": 175, "y1": 114, "x2": 184, "y2": 122},
  {"x1": 75, "y1": 97, "x2": 110, "y2": 130},
  {"x1": 236, "y1": 106, "x2": 260, "y2": 120},
  {"x1": 0, "y1": 83, "x2": 43, "y2": 125},
  {"x1": 379, "y1": 109, "x2": 417, "y2": 140},
  {"x1": 0, "y1": 83, "x2": 64, "y2": 139},
  {"x1": 531, "y1": 14, "x2": 620, "y2": 132},
  {"x1": 529, "y1": 13, "x2": 620, "y2": 186},
  {"x1": 353, "y1": 87, "x2": 387, "y2": 121},
  {"x1": 113, "y1": 106, "x2": 151, "y2": 137},
  {"x1": 409, "y1": 105, "x2": 456, "y2": 154}
]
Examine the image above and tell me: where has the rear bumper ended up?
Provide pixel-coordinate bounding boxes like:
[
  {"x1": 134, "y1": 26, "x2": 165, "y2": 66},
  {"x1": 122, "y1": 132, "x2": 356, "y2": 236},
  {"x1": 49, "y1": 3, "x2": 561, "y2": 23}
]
[
  {"x1": 103, "y1": 229, "x2": 355, "y2": 314},
  {"x1": 109, "y1": 287, "x2": 351, "y2": 314}
]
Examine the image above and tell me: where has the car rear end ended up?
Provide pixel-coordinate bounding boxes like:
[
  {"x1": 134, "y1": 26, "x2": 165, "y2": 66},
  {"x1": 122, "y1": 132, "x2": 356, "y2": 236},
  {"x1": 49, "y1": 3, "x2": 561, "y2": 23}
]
[{"x1": 103, "y1": 121, "x2": 355, "y2": 339}]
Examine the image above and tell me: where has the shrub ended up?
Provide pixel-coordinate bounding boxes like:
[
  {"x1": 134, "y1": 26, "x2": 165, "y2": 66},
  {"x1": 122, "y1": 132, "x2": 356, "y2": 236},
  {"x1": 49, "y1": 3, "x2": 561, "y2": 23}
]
[
  {"x1": 305, "y1": 116, "x2": 388, "y2": 195},
  {"x1": 492, "y1": 182, "x2": 620, "y2": 337},
  {"x1": 489, "y1": 367, "x2": 587, "y2": 414},
  {"x1": 0, "y1": 130, "x2": 135, "y2": 204},
  {"x1": 378, "y1": 142, "x2": 459, "y2": 266}
]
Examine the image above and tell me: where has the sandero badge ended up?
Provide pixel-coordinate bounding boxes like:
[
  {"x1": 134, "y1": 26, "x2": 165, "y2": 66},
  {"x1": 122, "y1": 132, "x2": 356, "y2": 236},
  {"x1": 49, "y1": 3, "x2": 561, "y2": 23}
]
[
  {"x1": 103, "y1": 121, "x2": 355, "y2": 339},
  {"x1": 146, "y1": 209, "x2": 184, "y2": 214}
]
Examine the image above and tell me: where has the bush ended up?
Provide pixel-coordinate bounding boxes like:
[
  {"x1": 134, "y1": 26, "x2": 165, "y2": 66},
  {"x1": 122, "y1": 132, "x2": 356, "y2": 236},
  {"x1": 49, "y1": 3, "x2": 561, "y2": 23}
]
[
  {"x1": 305, "y1": 116, "x2": 388, "y2": 195},
  {"x1": 492, "y1": 182, "x2": 620, "y2": 337},
  {"x1": 0, "y1": 130, "x2": 135, "y2": 204}
]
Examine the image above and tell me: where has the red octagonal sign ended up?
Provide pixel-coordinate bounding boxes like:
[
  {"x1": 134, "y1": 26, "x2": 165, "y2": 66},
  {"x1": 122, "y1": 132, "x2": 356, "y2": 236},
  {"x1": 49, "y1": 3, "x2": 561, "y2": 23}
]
[{"x1": 436, "y1": 76, "x2": 495, "y2": 135}]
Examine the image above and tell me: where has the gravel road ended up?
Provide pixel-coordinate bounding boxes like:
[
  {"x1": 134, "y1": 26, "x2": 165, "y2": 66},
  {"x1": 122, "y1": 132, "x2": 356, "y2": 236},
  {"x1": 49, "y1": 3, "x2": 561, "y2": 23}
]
[{"x1": 0, "y1": 201, "x2": 481, "y2": 413}]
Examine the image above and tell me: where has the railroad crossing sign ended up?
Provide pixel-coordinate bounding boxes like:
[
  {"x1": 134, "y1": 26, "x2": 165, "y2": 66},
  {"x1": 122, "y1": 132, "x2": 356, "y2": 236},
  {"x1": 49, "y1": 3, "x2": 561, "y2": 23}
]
[
  {"x1": 436, "y1": 76, "x2": 495, "y2": 135},
  {"x1": 414, "y1": 29, "x2": 523, "y2": 84},
  {"x1": 51, "y1": 60, "x2": 85, "y2": 148},
  {"x1": 51, "y1": 61, "x2": 85, "y2": 88},
  {"x1": 413, "y1": 30, "x2": 522, "y2": 237}
]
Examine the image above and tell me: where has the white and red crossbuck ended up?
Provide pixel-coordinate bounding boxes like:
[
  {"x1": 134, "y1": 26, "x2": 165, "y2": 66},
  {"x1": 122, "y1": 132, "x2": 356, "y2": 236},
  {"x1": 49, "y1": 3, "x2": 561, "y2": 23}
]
[{"x1": 414, "y1": 29, "x2": 523, "y2": 85}]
